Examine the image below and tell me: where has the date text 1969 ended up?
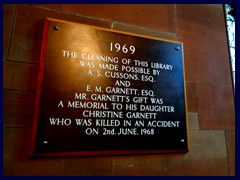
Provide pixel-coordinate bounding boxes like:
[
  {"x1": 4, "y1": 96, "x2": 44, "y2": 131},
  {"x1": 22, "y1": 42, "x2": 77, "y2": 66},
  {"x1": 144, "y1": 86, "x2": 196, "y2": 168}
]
[{"x1": 110, "y1": 42, "x2": 135, "y2": 54}]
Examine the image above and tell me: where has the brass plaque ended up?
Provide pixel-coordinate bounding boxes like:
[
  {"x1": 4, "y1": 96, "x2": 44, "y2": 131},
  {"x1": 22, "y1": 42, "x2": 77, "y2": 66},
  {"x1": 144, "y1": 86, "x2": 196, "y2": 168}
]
[{"x1": 31, "y1": 18, "x2": 189, "y2": 157}]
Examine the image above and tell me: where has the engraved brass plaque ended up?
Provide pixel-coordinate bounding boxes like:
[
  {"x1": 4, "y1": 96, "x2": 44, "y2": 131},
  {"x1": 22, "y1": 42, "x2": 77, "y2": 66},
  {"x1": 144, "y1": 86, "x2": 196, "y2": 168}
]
[{"x1": 31, "y1": 18, "x2": 189, "y2": 157}]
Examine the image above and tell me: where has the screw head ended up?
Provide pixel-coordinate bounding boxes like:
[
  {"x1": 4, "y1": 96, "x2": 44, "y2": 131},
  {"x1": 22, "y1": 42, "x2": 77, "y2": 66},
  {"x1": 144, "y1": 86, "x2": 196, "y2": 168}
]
[
  {"x1": 175, "y1": 46, "x2": 180, "y2": 51},
  {"x1": 53, "y1": 25, "x2": 60, "y2": 31}
]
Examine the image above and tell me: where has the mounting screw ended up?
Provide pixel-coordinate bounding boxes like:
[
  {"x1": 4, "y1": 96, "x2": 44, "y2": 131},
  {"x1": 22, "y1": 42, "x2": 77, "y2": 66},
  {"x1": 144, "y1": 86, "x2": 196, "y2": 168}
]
[
  {"x1": 175, "y1": 46, "x2": 180, "y2": 51},
  {"x1": 53, "y1": 25, "x2": 60, "y2": 31}
]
